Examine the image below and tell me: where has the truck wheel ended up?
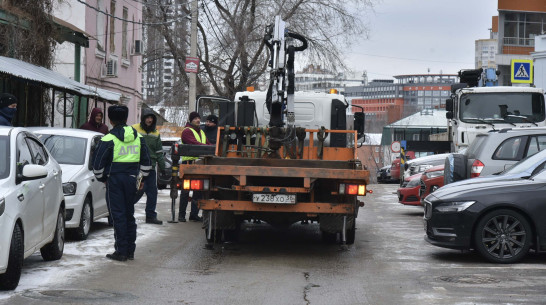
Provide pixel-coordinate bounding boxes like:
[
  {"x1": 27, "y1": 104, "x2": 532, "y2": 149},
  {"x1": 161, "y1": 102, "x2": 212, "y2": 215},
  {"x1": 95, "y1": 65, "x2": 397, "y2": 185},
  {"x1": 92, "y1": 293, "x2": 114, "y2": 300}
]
[
  {"x1": 205, "y1": 229, "x2": 222, "y2": 243},
  {"x1": 321, "y1": 231, "x2": 337, "y2": 243},
  {"x1": 0, "y1": 224, "x2": 23, "y2": 290},
  {"x1": 345, "y1": 225, "x2": 356, "y2": 245},
  {"x1": 72, "y1": 197, "x2": 92, "y2": 241},
  {"x1": 444, "y1": 154, "x2": 467, "y2": 185},
  {"x1": 40, "y1": 209, "x2": 65, "y2": 261}
]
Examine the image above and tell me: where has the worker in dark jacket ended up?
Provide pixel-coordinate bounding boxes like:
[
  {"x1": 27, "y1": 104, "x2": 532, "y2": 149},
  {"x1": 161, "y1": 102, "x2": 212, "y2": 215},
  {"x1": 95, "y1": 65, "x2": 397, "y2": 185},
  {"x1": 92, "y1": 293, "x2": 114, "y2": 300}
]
[
  {"x1": 80, "y1": 107, "x2": 109, "y2": 134},
  {"x1": 0, "y1": 93, "x2": 17, "y2": 126},
  {"x1": 93, "y1": 105, "x2": 152, "y2": 262},
  {"x1": 132, "y1": 109, "x2": 166, "y2": 224},
  {"x1": 202, "y1": 114, "x2": 218, "y2": 144},
  {"x1": 179, "y1": 111, "x2": 210, "y2": 222}
]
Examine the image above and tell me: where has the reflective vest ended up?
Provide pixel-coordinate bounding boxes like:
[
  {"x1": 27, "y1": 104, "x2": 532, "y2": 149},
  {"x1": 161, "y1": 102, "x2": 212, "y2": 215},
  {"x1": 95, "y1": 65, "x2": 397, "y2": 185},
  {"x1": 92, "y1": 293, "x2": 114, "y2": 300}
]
[
  {"x1": 182, "y1": 127, "x2": 207, "y2": 161},
  {"x1": 102, "y1": 127, "x2": 142, "y2": 163}
]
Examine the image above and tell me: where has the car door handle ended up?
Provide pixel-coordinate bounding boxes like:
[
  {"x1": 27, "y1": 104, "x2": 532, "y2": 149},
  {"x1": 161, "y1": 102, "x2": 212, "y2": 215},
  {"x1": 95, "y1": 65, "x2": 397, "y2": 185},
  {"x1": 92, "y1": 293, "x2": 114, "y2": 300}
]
[{"x1": 39, "y1": 183, "x2": 45, "y2": 190}]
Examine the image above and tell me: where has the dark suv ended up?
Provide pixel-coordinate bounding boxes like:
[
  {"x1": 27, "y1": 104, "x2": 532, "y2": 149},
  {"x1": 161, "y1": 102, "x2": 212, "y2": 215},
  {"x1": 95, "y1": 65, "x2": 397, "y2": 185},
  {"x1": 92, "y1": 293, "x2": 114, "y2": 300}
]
[{"x1": 444, "y1": 128, "x2": 546, "y2": 184}]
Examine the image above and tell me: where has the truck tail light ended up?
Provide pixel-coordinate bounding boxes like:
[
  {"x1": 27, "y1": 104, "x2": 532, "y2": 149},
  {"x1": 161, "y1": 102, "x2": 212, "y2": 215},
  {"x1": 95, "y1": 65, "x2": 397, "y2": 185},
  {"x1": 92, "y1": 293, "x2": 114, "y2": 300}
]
[
  {"x1": 183, "y1": 179, "x2": 210, "y2": 190},
  {"x1": 339, "y1": 184, "x2": 367, "y2": 196},
  {"x1": 471, "y1": 159, "x2": 484, "y2": 178}
]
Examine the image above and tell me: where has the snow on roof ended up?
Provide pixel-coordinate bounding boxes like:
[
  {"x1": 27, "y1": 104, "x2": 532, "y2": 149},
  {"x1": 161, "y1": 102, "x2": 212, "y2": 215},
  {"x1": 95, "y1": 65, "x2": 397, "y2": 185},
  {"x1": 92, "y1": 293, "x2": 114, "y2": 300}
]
[
  {"x1": 386, "y1": 108, "x2": 448, "y2": 129},
  {"x1": 363, "y1": 133, "x2": 382, "y2": 145}
]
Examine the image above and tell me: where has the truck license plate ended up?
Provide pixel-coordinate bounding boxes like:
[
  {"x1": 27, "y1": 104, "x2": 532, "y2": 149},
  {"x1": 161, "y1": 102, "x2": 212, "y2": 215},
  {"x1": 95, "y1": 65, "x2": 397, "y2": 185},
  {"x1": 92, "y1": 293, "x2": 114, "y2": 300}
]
[{"x1": 252, "y1": 193, "x2": 296, "y2": 204}]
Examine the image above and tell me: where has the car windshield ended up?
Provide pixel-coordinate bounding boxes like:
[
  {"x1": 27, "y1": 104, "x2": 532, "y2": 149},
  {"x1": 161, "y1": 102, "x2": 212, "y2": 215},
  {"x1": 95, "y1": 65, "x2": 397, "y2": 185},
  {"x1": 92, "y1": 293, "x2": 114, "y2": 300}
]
[
  {"x1": 0, "y1": 136, "x2": 8, "y2": 179},
  {"x1": 459, "y1": 92, "x2": 545, "y2": 123},
  {"x1": 37, "y1": 134, "x2": 87, "y2": 165},
  {"x1": 499, "y1": 149, "x2": 546, "y2": 176}
]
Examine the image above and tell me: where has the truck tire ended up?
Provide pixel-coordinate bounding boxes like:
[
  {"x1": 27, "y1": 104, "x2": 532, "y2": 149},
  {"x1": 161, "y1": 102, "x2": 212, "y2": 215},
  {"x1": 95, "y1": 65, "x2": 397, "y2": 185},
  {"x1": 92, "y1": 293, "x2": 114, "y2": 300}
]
[
  {"x1": 40, "y1": 209, "x2": 65, "y2": 261},
  {"x1": 0, "y1": 224, "x2": 23, "y2": 290},
  {"x1": 444, "y1": 154, "x2": 467, "y2": 185},
  {"x1": 321, "y1": 231, "x2": 337, "y2": 243},
  {"x1": 345, "y1": 224, "x2": 356, "y2": 245}
]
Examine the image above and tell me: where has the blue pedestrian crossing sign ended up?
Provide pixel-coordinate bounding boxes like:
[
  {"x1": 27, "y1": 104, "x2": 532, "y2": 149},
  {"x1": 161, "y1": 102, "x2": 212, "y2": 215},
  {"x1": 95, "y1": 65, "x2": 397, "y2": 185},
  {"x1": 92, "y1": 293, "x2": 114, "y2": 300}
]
[{"x1": 511, "y1": 59, "x2": 533, "y2": 84}]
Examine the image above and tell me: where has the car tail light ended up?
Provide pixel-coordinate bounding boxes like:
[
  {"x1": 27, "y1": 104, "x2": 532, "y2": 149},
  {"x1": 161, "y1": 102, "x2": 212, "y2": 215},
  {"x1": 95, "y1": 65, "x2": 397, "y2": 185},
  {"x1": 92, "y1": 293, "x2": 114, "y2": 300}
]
[
  {"x1": 183, "y1": 179, "x2": 210, "y2": 190},
  {"x1": 339, "y1": 183, "x2": 367, "y2": 196},
  {"x1": 471, "y1": 159, "x2": 484, "y2": 178}
]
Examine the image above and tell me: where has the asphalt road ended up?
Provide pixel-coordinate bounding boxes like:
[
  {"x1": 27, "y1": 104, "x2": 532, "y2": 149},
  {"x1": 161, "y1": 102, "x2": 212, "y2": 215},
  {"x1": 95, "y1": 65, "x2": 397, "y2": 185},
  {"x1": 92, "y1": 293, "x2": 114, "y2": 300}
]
[{"x1": 2, "y1": 184, "x2": 546, "y2": 304}]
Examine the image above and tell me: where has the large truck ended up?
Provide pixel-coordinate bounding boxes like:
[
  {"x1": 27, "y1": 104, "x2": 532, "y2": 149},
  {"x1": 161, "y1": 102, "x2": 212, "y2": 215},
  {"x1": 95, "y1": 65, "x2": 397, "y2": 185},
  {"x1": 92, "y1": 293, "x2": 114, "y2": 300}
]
[
  {"x1": 171, "y1": 16, "x2": 368, "y2": 245},
  {"x1": 446, "y1": 69, "x2": 546, "y2": 152}
]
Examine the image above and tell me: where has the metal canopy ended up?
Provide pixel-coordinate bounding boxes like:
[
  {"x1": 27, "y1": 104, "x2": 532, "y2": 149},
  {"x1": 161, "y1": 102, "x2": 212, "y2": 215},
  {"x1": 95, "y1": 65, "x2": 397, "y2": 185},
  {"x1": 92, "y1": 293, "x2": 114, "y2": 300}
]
[{"x1": 0, "y1": 56, "x2": 120, "y2": 102}]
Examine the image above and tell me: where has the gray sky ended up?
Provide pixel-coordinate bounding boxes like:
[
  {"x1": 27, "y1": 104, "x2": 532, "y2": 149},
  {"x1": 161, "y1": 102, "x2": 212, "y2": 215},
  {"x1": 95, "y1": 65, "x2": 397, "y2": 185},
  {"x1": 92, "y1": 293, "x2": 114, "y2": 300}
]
[{"x1": 347, "y1": 0, "x2": 499, "y2": 80}]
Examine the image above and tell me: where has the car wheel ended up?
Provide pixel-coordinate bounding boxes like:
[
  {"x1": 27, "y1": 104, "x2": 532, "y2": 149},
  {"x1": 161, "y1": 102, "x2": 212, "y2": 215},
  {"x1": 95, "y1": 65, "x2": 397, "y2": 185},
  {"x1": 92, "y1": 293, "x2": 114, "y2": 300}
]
[
  {"x1": 473, "y1": 209, "x2": 532, "y2": 264},
  {"x1": 73, "y1": 197, "x2": 92, "y2": 240},
  {"x1": 444, "y1": 154, "x2": 467, "y2": 185},
  {"x1": 40, "y1": 208, "x2": 65, "y2": 261},
  {"x1": 0, "y1": 224, "x2": 23, "y2": 290}
]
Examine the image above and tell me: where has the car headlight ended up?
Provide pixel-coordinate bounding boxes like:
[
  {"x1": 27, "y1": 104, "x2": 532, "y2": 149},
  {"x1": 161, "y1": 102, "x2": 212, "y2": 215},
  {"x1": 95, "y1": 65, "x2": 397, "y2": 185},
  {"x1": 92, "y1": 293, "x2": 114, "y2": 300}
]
[
  {"x1": 0, "y1": 197, "x2": 4, "y2": 216},
  {"x1": 62, "y1": 182, "x2": 77, "y2": 196},
  {"x1": 426, "y1": 170, "x2": 444, "y2": 179},
  {"x1": 434, "y1": 201, "x2": 475, "y2": 213}
]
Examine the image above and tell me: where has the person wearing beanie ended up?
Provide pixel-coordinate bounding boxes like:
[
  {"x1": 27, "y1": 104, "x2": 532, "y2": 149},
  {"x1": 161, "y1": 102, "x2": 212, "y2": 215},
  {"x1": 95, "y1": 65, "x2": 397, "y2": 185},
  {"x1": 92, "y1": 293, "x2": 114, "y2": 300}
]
[
  {"x1": 132, "y1": 108, "x2": 166, "y2": 225},
  {"x1": 0, "y1": 93, "x2": 18, "y2": 126},
  {"x1": 178, "y1": 111, "x2": 211, "y2": 222},
  {"x1": 202, "y1": 114, "x2": 219, "y2": 145},
  {"x1": 93, "y1": 105, "x2": 152, "y2": 261},
  {"x1": 80, "y1": 108, "x2": 109, "y2": 134}
]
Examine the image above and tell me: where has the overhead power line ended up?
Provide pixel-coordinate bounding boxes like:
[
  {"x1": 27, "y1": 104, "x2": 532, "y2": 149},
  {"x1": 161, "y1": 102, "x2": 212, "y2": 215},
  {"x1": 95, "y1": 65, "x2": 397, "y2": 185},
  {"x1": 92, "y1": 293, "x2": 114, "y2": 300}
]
[{"x1": 75, "y1": 0, "x2": 194, "y2": 26}]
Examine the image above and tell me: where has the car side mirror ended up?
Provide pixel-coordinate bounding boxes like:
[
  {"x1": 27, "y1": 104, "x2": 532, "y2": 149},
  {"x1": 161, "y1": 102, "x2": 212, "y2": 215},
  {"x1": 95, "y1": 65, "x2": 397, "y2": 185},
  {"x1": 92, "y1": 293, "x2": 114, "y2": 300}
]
[{"x1": 17, "y1": 163, "x2": 47, "y2": 184}]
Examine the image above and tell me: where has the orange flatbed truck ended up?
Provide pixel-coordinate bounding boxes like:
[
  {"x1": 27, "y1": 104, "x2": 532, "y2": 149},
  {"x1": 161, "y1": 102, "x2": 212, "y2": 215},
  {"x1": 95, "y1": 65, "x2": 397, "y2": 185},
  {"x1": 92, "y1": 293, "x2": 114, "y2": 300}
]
[{"x1": 169, "y1": 16, "x2": 369, "y2": 245}]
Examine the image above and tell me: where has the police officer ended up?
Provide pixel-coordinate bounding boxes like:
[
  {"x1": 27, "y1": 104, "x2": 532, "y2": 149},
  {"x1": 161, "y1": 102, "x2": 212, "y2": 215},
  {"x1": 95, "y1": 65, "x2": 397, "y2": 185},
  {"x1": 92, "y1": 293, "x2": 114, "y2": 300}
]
[
  {"x1": 93, "y1": 105, "x2": 152, "y2": 261},
  {"x1": 179, "y1": 111, "x2": 210, "y2": 222}
]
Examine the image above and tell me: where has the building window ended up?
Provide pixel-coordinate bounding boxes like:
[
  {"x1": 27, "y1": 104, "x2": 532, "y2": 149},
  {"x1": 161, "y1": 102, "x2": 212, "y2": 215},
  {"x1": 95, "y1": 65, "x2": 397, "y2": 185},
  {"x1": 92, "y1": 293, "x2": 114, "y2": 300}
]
[
  {"x1": 109, "y1": 0, "x2": 116, "y2": 53},
  {"x1": 122, "y1": 7, "x2": 128, "y2": 59},
  {"x1": 96, "y1": 0, "x2": 105, "y2": 51}
]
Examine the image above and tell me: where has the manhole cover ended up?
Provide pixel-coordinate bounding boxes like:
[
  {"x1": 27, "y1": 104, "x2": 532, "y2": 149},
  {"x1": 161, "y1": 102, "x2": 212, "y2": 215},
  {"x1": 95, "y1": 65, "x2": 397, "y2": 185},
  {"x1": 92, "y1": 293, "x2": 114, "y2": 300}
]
[
  {"x1": 438, "y1": 275, "x2": 501, "y2": 284},
  {"x1": 23, "y1": 289, "x2": 134, "y2": 302}
]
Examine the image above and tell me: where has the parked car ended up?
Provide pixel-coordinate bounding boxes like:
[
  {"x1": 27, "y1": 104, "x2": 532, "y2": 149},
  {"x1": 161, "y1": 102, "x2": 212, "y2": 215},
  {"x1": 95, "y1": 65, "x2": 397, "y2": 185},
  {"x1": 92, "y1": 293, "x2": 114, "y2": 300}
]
[
  {"x1": 376, "y1": 165, "x2": 392, "y2": 183},
  {"x1": 424, "y1": 168, "x2": 546, "y2": 263},
  {"x1": 403, "y1": 153, "x2": 450, "y2": 180},
  {"x1": 444, "y1": 128, "x2": 546, "y2": 184},
  {"x1": 396, "y1": 173, "x2": 422, "y2": 206},
  {"x1": 30, "y1": 128, "x2": 107, "y2": 240},
  {"x1": 390, "y1": 151, "x2": 415, "y2": 183},
  {"x1": 0, "y1": 127, "x2": 65, "y2": 290},
  {"x1": 157, "y1": 137, "x2": 180, "y2": 189},
  {"x1": 446, "y1": 148, "x2": 546, "y2": 188},
  {"x1": 419, "y1": 165, "x2": 445, "y2": 204}
]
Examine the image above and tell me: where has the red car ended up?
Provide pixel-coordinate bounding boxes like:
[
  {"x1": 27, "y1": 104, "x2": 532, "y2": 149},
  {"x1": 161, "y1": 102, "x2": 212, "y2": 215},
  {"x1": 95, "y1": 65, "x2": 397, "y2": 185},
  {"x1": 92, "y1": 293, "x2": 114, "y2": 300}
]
[
  {"x1": 397, "y1": 173, "x2": 422, "y2": 206},
  {"x1": 390, "y1": 151, "x2": 415, "y2": 183},
  {"x1": 419, "y1": 164, "x2": 445, "y2": 205}
]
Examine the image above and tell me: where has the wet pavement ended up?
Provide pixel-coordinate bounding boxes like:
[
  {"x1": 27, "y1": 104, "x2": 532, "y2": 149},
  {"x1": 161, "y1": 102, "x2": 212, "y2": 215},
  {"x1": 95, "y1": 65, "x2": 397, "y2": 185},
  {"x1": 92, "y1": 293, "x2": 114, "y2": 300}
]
[{"x1": 2, "y1": 184, "x2": 546, "y2": 304}]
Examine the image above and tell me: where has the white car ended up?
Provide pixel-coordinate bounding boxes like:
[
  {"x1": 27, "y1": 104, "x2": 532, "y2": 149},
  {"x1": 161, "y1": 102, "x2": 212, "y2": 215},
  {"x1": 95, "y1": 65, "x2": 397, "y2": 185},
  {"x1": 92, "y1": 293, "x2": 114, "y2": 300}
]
[
  {"x1": 0, "y1": 127, "x2": 65, "y2": 290},
  {"x1": 30, "y1": 128, "x2": 108, "y2": 240}
]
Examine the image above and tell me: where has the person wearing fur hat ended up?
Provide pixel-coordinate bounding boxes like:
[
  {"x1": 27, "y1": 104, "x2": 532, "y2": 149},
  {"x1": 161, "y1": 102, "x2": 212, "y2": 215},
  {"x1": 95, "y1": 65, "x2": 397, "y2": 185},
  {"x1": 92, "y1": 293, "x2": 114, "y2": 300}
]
[
  {"x1": 0, "y1": 93, "x2": 18, "y2": 126},
  {"x1": 93, "y1": 105, "x2": 152, "y2": 261},
  {"x1": 132, "y1": 109, "x2": 166, "y2": 225},
  {"x1": 179, "y1": 111, "x2": 211, "y2": 222},
  {"x1": 80, "y1": 107, "x2": 109, "y2": 134}
]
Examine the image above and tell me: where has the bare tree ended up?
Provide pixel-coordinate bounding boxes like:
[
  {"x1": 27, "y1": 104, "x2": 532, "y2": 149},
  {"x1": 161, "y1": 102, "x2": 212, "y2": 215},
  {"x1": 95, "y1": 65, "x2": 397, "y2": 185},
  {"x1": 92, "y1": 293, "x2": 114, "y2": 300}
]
[{"x1": 144, "y1": 0, "x2": 374, "y2": 102}]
